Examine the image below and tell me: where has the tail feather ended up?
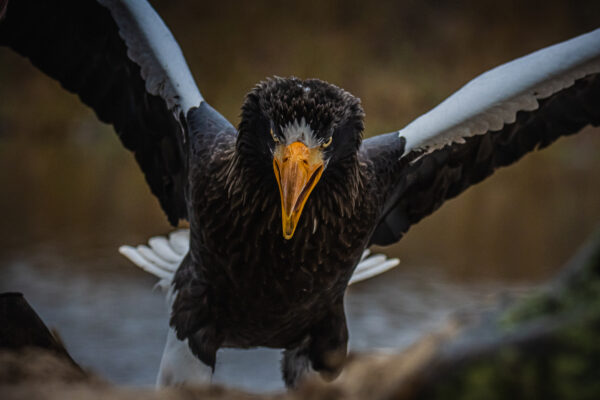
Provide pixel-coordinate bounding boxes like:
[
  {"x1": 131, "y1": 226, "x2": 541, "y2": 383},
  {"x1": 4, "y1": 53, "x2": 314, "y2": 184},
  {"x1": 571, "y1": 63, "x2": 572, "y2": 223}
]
[
  {"x1": 168, "y1": 230, "x2": 190, "y2": 255},
  {"x1": 118, "y1": 242, "x2": 180, "y2": 292},
  {"x1": 349, "y1": 258, "x2": 400, "y2": 285},
  {"x1": 118, "y1": 246, "x2": 172, "y2": 280},
  {"x1": 137, "y1": 245, "x2": 177, "y2": 271},
  {"x1": 357, "y1": 254, "x2": 387, "y2": 270},
  {"x1": 148, "y1": 236, "x2": 182, "y2": 263}
]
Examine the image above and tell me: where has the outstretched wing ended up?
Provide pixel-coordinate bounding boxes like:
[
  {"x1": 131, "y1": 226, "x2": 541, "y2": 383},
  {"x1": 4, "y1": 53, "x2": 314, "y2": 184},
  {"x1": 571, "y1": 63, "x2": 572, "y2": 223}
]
[
  {"x1": 362, "y1": 28, "x2": 600, "y2": 246},
  {"x1": 0, "y1": 0, "x2": 234, "y2": 225}
]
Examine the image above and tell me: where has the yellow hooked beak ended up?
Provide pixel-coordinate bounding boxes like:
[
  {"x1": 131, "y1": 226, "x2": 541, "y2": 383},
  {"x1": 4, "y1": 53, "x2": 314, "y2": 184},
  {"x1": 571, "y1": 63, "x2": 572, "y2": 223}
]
[{"x1": 273, "y1": 142, "x2": 325, "y2": 239}]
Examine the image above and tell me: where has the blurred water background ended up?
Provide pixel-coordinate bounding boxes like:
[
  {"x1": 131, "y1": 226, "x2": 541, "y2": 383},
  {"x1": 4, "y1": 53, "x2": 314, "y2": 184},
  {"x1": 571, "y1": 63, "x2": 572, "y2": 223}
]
[{"x1": 0, "y1": 0, "x2": 599, "y2": 393}]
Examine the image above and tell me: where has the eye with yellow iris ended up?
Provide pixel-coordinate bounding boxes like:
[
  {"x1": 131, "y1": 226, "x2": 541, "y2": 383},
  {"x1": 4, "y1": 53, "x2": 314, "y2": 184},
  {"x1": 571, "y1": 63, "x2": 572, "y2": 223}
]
[
  {"x1": 270, "y1": 128, "x2": 279, "y2": 143},
  {"x1": 321, "y1": 136, "x2": 333, "y2": 148}
]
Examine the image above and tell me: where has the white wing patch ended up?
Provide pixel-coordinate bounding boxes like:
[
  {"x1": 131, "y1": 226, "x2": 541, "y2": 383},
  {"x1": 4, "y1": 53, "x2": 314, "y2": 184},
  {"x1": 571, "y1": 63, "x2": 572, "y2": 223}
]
[
  {"x1": 400, "y1": 28, "x2": 600, "y2": 157},
  {"x1": 98, "y1": 0, "x2": 203, "y2": 118}
]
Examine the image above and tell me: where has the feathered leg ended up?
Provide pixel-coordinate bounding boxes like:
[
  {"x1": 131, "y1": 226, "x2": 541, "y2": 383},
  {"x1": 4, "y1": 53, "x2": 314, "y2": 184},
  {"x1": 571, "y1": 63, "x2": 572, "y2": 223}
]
[
  {"x1": 281, "y1": 302, "x2": 348, "y2": 388},
  {"x1": 157, "y1": 326, "x2": 213, "y2": 387}
]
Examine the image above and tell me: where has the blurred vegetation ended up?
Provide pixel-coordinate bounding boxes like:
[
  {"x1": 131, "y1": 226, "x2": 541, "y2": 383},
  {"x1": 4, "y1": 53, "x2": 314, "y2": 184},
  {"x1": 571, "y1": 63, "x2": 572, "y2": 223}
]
[
  {"x1": 0, "y1": 0, "x2": 599, "y2": 281},
  {"x1": 412, "y1": 228, "x2": 600, "y2": 400}
]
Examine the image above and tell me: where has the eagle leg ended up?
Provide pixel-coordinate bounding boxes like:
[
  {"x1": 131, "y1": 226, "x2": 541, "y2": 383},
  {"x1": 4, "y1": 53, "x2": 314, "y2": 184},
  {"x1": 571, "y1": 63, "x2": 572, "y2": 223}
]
[{"x1": 281, "y1": 302, "x2": 349, "y2": 388}]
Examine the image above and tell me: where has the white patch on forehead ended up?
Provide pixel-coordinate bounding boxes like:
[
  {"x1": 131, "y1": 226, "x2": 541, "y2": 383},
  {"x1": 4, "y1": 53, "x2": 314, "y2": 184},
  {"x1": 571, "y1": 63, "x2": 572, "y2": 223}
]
[{"x1": 281, "y1": 117, "x2": 320, "y2": 148}]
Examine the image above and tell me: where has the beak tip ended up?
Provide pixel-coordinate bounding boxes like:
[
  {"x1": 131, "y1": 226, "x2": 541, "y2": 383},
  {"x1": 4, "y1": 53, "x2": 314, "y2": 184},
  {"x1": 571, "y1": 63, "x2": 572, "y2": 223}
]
[{"x1": 283, "y1": 226, "x2": 294, "y2": 240}]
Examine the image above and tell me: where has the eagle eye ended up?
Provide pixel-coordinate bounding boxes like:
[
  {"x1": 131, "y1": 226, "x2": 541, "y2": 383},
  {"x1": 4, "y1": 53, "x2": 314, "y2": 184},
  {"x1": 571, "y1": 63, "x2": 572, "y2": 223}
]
[
  {"x1": 321, "y1": 136, "x2": 333, "y2": 148},
  {"x1": 270, "y1": 128, "x2": 280, "y2": 144}
]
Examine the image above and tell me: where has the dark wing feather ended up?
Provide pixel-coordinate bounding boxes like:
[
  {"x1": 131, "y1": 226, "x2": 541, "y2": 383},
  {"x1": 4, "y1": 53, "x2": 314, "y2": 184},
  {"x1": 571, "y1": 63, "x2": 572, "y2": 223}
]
[
  {"x1": 0, "y1": 0, "x2": 232, "y2": 225},
  {"x1": 363, "y1": 29, "x2": 600, "y2": 246}
]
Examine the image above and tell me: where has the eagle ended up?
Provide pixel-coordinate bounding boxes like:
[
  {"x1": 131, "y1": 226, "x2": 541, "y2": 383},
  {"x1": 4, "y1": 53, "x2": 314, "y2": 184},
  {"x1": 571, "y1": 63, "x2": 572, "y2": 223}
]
[{"x1": 1, "y1": 0, "x2": 598, "y2": 388}]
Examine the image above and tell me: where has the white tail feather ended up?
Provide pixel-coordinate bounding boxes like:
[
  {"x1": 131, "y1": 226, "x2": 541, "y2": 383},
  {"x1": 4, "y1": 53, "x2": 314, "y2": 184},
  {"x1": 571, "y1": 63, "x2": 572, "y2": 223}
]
[
  {"x1": 137, "y1": 245, "x2": 177, "y2": 271},
  {"x1": 119, "y1": 245, "x2": 173, "y2": 280},
  {"x1": 348, "y1": 259, "x2": 400, "y2": 285},
  {"x1": 148, "y1": 236, "x2": 181, "y2": 263},
  {"x1": 168, "y1": 230, "x2": 189, "y2": 255}
]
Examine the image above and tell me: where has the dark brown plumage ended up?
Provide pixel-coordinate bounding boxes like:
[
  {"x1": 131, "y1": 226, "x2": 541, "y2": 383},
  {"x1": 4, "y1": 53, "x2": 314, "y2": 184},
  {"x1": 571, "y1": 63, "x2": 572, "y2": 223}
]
[{"x1": 171, "y1": 78, "x2": 379, "y2": 384}]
